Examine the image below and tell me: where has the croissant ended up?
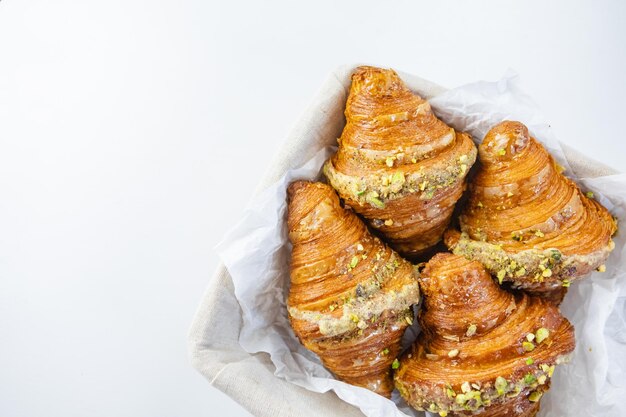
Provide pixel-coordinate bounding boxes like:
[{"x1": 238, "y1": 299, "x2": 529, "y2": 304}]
[
  {"x1": 394, "y1": 253, "x2": 575, "y2": 417},
  {"x1": 287, "y1": 180, "x2": 420, "y2": 397},
  {"x1": 445, "y1": 121, "x2": 617, "y2": 303},
  {"x1": 323, "y1": 66, "x2": 477, "y2": 259}
]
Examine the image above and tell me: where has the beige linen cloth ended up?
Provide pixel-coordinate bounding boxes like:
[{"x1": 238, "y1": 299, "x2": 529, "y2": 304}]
[{"x1": 187, "y1": 65, "x2": 617, "y2": 417}]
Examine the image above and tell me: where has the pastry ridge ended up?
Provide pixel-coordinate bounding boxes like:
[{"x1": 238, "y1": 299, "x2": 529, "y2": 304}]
[
  {"x1": 445, "y1": 121, "x2": 617, "y2": 302},
  {"x1": 287, "y1": 180, "x2": 420, "y2": 397},
  {"x1": 394, "y1": 253, "x2": 575, "y2": 416},
  {"x1": 324, "y1": 66, "x2": 477, "y2": 259}
]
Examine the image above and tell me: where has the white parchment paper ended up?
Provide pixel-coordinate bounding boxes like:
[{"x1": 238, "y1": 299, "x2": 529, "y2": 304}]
[{"x1": 217, "y1": 74, "x2": 626, "y2": 417}]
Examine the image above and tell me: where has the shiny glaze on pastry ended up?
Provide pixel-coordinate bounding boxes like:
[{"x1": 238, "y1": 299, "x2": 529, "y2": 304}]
[
  {"x1": 324, "y1": 66, "x2": 477, "y2": 259},
  {"x1": 445, "y1": 121, "x2": 617, "y2": 302},
  {"x1": 287, "y1": 180, "x2": 420, "y2": 397},
  {"x1": 394, "y1": 253, "x2": 575, "y2": 416}
]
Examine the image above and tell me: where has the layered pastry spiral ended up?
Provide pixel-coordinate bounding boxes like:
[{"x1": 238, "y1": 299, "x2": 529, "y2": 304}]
[
  {"x1": 287, "y1": 181, "x2": 420, "y2": 397},
  {"x1": 394, "y1": 253, "x2": 575, "y2": 416},
  {"x1": 445, "y1": 121, "x2": 617, "y2": 302},
  {"x1": 324, "y1": 66, "x2": 477, "y2": 259}
]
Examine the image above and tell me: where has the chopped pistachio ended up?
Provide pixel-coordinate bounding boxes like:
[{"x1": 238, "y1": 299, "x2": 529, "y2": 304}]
[
  {"x1": 419, "y1": 180, "x2": 429, "y2": 191},
  {"x1": 367, "y1": 193, "x2": 386, "y2": 209},
  {"x1": 529, "y1": 391, "x2": 543, "y2": 402},
  {"x1": 526, "y1": 357, "x2": 534, "y2": 365},
  {"x1": 535, "y1": 328, "x2": 550, "y2": 344},
  {"x1": 455, "y1": 393, "x2": 468, "y2": 405},
  {"x1": 461, "y1": 381, "x2": 471, "y2": 393},
  {"x1": 526, "y1": 333, "x2": 536, "y2": 342},
  {"x1": 497, "y1": 149, "x2": 506, "y2": 156},
  {"x1": 356, "y1": 244, "x2": 364, "y2": 251},
  {"x1": 597, "y1": 264, "x2": 606, "y2": 272},
  {"x1": 329, "y1": 305, "x2": 336, "y2": 312},
  {"x1": 524, "y1": 373, "x2": 537, "y2": 385},
  {"x1": 548, "y1": 365, "x2": 555, "y2": 377},
  {"x1": 411, "y1": 157, "x2": 417, "y2": 164},
  {"x1": 507, "y1": 191, "x2": 514, "y2": 197},
  {"x1": 382, "y1": 348, "x2": 389, "y2": 355},
  {"x1": 439, "y1": 412, "x2": 448, "y2": 417},
  {"x1": 495, "y1": 376, "x2": 508, "y2": 395},
  {"x1": 445, "y1": 384, "x2": 456, "y2": 398},
  {"x1": 551, "y1": 250, "x2": 562, "y2": 261},
  {"x1": 459, "y1": 154, "x2": 468, "y2": 163},
  {"x1": 542, "y1": 268, "x2": 552, "y2": 277},
  {"x1": 460, "y1": 164, "x2": 467, "y2": 175},
  {"x1": 497, "y1": 269, "x2": 506, "y2": 284},
  {"x1": 540, "y1": 364, "x2": 550, "y2": 373},
  {"x1": 356, "y1": 189, "x2": 366, "y2": 196},
  {"x1": 535, "y1": 230, "x2": 545, "y2": 237},
  {"x1": 405, "y1": 315, "x2": 413, "y2": 325},
  {"x1": 448, "y1": 349, "x2": 460, "y2": 358},
  {"x1": 349, "y1": 256, "x2": 360, "y2": 269},
  {"x1": 466, "y1": 324, "x2": 477, "y2": 337},
  {"x1": 392, "y1": 359, "x2": 400, "y2": 369},
  {"x1": 538, "y1": 375, "x2": 547, "y2": 385},
  {"x1": 523, "y1": 341, "x2": 535, "y2": 352},
  {"x1": 515, "y1": 267, "x2": 527, "y2": 277},
  {"x1": 512, "y1": 232, "x2": 523, "y2": 242},
  {"x1": 391, "y1": 171, "x2": 405, "y2": 185},
  {"x1": 384, "y1": 219, "x2": 394, "y2": 226},
  {"x1": 477, "y1": 201, "x2": 484, "y2": 208},
  {"x1": 349, "y1": 314, "x2": 359, "y2": 323},
  {"x1": 586, "y1": 191, "x2": 595, "y2": 199},
  {"x1": 562, "y1": 279, "x2": 571, "y2": 288},
  {"x1": 385, "y1": 156, "x2": 395, "y2": 167}
]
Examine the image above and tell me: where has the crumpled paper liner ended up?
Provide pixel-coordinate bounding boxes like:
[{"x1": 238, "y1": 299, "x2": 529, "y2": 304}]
[{"x1": 190, "y1": 65, "x2": 626, "y2": 417}]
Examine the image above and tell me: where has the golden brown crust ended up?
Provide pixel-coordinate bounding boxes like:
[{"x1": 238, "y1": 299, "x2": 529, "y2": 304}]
[
  {"x1": 394, "y1": 253, "x2": 575, "y2": 416},
  {"x1": 445, "y1": 121, "x2": 617, "y2": 301},
  {"x1": 287, "y1": 180, "x2": 420, "y2": 397},
  {"x1": 324, "y1": 66, "x2": 477, "y2": 259}
]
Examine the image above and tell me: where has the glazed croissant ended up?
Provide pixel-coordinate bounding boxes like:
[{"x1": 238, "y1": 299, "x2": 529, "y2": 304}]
[
  {"x1": 445, "y1": 121, "x2": 617, "y2": 303},
  {"x1": 287, "y1": 181, "x2": 420, "y2": 397},
  {"x1": 324, "y1": 66, "x2": 477, "y2": 259},
  {"x1": 394, "y1": 253, "x2": 575, "y2": 417}
]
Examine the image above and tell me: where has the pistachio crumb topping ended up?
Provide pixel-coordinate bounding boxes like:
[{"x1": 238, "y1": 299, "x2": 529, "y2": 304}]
[
  {"x1": 385, "y1": 156, "x2": 395, "y2": 167},
  {"x1": 382, "y1": 348, "x2": 389, "y2": 355},
  {"x1": 542, "y1": 268, "x2": 553, "y2": 277},
  {"x1": 466, "y1": 324, "x2": 477, "y2": 337},
  {"x1": 405, "y1": 315, "x2": 413, "y2": 325},
  {"x1": 384, "y1": 219, "x2": 394, "y2": 226},
  {"x1": 349, "y1": 314, "x2": 359, "y2": 323},
  {"x1": 495, "y1": 376, "x2": 508, "y2": 395},
  {"x1": 535, "y1": 328, "x2": 549, "y2": 344},
  {"x1": 597, "y1": 264, "x2": 606, "y2": 272},
  {"x1": 586, "y1": 191, "x2": 595, "y2": 199},
  {"x1": 392, "y1": 359, "x2": 400, "y2": 369},
  {"x1": 497, "y1": 270, "x2": 506, "y2": 284},
  {"x1": 523, "y1": 341, "x2": 535, "y2": 352},
  {"x1": 477, "y1": 201, "x2": 483, "y2": 208},
  {"x1": 439, "y1": 411, "x2": 448, "y2": 417},
  {"x1": 497, "y1": 149, "x2": 506, "y2": 156},
  {"x1": 535, "y1": 230, "x2": 545, "y2": 237},
  {"x1": 356, "y1": 243, "x2": 364, "y2": 251},
  {"x1": 448, "y1": 349, "x2": 459, "y2": 358},
  {"x1": 461, "y1": 382, "x2": 471, "y2": 393},
  {"x1": 349, "y1": 256, "x2": 360, "y2": 269},
  {"x1": 562, "y1": 279, "x2": 571, "y2": 288},
  {"x1": 526, "y1": 333, "x2": 535, "y2": 342},
  {"x1": 528, "y1": 391, "x2": 543, "y2": 402},
  {"x1": 526, "y1": 357, "x2": 534, "y2": 365}
]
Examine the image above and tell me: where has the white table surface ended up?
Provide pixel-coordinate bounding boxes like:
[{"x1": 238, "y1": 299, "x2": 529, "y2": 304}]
[{"x1": 1, "y1": 1, "x2": 624, "y2": 416}]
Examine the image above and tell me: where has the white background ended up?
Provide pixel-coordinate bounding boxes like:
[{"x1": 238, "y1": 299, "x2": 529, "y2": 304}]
[{"x1": 1, "y1": 1, "x2": 624, "y2": 416}]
